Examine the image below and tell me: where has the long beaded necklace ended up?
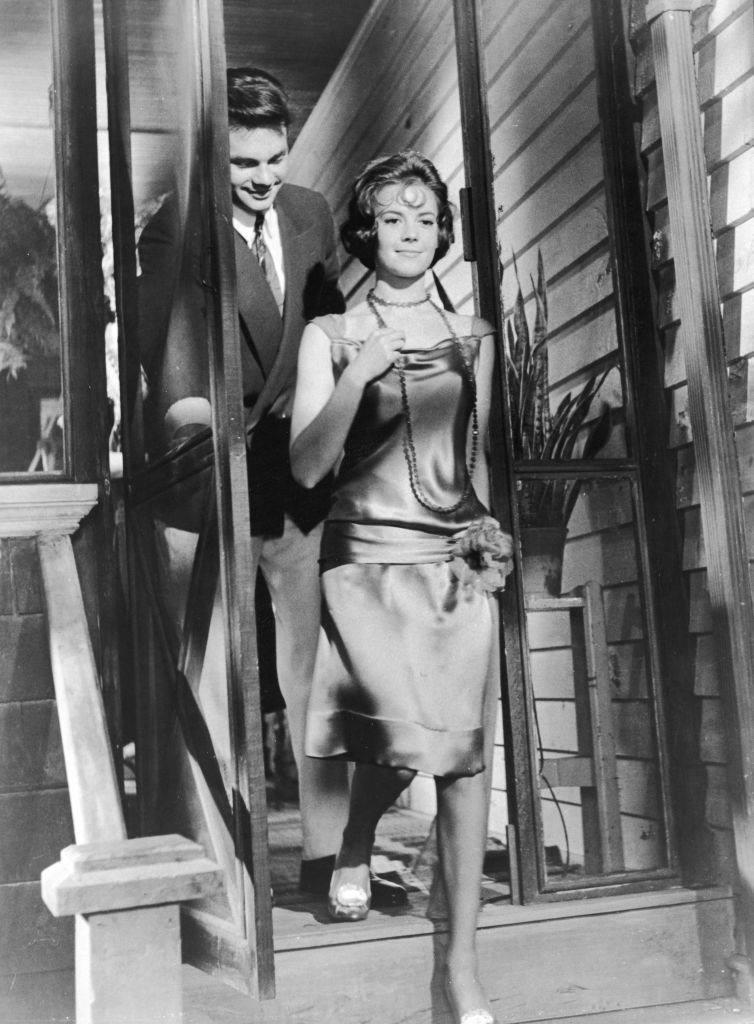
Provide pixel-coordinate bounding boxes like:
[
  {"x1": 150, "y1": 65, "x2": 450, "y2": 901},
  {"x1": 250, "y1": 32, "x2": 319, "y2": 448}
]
[{"x1": 366, "y1": 289, "x2": 479, "y2": 516}]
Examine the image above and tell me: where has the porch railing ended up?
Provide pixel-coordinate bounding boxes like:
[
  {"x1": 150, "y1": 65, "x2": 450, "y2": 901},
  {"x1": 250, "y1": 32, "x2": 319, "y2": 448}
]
[{"x1": 38, "y1": 532, "x2": 222, "y2": 1024}]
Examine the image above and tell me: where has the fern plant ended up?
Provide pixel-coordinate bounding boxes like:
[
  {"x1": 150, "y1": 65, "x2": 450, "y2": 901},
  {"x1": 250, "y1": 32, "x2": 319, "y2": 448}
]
[
  {"x1": 503, "y1": 249, "x2": 611, "y2": 529},
  {"x1": 0, "y1": 174, "x2": 59, "y2": 379}
]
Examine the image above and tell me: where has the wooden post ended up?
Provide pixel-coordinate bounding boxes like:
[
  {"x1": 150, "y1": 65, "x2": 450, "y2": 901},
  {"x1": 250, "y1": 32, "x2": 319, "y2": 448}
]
[
  {"x1": 646, "y1": 0, "x2": 754, "y2": 954},
  {"x1": 42, "y1": 834, "x2": 223, "y2": 1024},
  {"x1": 582, "y1": 582, "x2": 624, "y2": 874},
  {"x1": 38, "y1": 534, "x2": 225, "y2": 1018},
  {"x1": 530, "y1": 590, "x2": 624, "y2": 877}
]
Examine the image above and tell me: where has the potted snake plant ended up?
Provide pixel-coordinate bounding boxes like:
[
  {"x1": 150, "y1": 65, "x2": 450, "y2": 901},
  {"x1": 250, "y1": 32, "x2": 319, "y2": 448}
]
[{"x1": 502, "y1": 249, "x2": 611, "y2": 594}]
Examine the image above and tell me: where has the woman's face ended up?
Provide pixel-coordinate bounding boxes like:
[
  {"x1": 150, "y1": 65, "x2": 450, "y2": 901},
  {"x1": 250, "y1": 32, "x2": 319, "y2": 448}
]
[{"x1": 372, "y1": 179, "x2": 440, "y2": 281}]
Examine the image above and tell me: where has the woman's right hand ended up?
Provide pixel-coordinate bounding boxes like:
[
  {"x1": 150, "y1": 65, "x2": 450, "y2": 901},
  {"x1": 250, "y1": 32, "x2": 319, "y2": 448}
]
[{"x1": 346, "y1": 328, "x2": 405, "y2": 388}]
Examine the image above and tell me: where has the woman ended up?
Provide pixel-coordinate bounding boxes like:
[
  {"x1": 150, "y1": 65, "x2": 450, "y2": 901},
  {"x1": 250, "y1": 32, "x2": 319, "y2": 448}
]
[{"x1": 290, "y1": 150, "x2": 511, "y2": 1024}]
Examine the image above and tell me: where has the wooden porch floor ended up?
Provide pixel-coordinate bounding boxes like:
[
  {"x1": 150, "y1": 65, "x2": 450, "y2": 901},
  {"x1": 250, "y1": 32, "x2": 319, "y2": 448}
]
[
  {"x1": 1, "y1": 801, "x2": 742, "y2": 1023},
  {"x1": 267, "y1": 798, "x2": 512, "y2": 933},
  {"x1": 2, "y1": 966, "x2": 750, "y2": 1024},
  {"x1": 181, "y1": 969, "x2": 754, "y2": 1024}
]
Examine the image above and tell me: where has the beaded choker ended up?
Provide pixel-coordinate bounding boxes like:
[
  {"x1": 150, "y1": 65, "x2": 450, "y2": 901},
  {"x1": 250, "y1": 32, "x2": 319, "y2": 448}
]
[
  {"x1": 367, "y1": 288, "x2": 433, "y2": 309},
  {"x1": 366, "y1": 292, "x2": 479, "y2": 516}
]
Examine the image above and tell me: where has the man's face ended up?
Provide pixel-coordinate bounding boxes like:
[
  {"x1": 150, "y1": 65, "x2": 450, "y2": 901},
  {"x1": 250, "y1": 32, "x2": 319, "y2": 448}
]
[{"x1": 229, "y1": 125, "x2": 289, "y2": 219}]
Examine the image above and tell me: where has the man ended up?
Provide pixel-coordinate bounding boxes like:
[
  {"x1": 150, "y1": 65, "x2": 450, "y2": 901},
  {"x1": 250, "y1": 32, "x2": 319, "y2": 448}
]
[
  {"x1": 227, "y1": 67, "x2": 404, "y2": 903},
  {"x1": 226, "y1": 66, "x2": 348, "y2": 893}
]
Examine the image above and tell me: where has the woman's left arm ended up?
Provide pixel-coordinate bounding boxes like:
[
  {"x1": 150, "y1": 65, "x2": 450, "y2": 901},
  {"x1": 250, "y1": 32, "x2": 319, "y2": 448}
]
[{"x1": 471, "y1": 331, "x2": 496, "y2": 509}]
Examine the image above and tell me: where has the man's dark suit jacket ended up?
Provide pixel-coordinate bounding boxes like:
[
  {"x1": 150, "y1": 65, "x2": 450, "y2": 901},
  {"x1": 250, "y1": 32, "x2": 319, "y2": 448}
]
[
  {"x1": 137, "y1": 181, "x2": 345, "y2": 534},
  {"x1": 237, "y1": 183, "x2": 344, "y2": 535}
]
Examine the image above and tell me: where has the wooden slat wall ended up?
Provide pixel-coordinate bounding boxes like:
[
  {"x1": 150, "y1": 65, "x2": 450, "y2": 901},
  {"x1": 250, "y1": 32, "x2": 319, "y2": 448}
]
[
  {"x1": 288, "y1": 0, "x2": 474, "y2": 313},
  {"x1": 485, "y1": 0, "x2": 621, "y2": 412},
  {"x1": 629, "y1": 0, "x2": 754, "y2": 882}
]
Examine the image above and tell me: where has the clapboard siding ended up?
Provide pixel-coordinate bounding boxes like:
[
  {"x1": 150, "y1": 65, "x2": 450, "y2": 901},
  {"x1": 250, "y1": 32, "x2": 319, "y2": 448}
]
[
  {"x1": 290, "y1": 0, "x2": 474, "y2": 304},
  {"x1": 323, "y1": 34, "x2": 459, "y2": 218},
  {"x1": 502, "y1": 187, "x2": 607, "y2": 293},
  {"x1": 496, "y1": 134, "x2": 605, "y2": 289},
  {"x1": 530, "y1": 640, "x2": 647, "y2": 699},
  {"x1": 545, "y1": 243, "x2": 615, "y2": 340},
  {"x1": 485, "y1": 17, "x2": 595, "y2": 174},
  {"x1": 697, "y1": 7, "x2": 754, "y2": 101},
  {"x1": 289, "y1": 0, "x2": 440, "y2": 190},
  {"x1": 705, "y1": 73, "x2": 754, "y2": 168},
  {"x1": 493, "y1": 77, "x2": 600, "y2": 234},
  {"x1": 0, "y1": 539, "x2": 73, "y2": 973},
  {"x1": 567, "y1": 478, "x2": 636, "y2": 535},
  {"x1": 487, "y1": 0, "x2": 625, "y2": 588},
  {"x1": 630, "y1": 0, "x2": 754, "y2": 887}
]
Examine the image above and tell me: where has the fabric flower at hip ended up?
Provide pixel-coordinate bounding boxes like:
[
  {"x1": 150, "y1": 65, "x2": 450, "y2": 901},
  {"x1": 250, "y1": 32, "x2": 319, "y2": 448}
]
[{"x1": 449, "y1": 516, "x2": 514, "y2": 593}]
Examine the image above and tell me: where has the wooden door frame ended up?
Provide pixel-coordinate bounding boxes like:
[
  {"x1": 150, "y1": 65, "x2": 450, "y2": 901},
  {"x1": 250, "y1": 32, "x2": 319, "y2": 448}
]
[
  {"x1": 199, "y1": 0, "x2": 275, "y2": 995},
  {"x1": 51, "y1": 0, "x2": 110, "y2": 486},
  {"x1": 100, "y1": 0, "x2": 274, "y2": 996},
  {"x1": 48, "y1": 0, "x2": 125, "y2": 757},
  {"x1": 452, "y1": 0, "x2": 541, "y2": 902}
]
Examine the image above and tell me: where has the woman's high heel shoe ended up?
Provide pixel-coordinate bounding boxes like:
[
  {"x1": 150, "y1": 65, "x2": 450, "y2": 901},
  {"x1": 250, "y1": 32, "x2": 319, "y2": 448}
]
[
  {"x1": 455, "y1": 1012, "x2": 495, "y2": 1024},
  {"x1": 444, "y1": 974, "x2": 497, "y2": 1024},
  {"x1": 327, "y1": 868, "x2": 371, "y2": 922}
]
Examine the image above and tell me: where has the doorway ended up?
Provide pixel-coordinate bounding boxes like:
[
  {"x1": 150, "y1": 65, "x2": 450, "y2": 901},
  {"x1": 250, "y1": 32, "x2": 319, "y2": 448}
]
[{"x1": 100, "y1": 0, "x2": 685, "y2": 1004}]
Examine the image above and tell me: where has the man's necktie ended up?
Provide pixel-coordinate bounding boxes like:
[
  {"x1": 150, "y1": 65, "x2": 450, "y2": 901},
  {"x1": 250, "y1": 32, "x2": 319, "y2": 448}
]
[{"x1": 253, "y1": 213, "x2": 284, "y2": 316}]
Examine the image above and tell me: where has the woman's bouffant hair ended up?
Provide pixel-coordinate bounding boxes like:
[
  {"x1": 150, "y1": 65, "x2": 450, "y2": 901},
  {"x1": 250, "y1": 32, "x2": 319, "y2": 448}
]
[{"x1": 340, "y1": 150, "x2": 454, "y2": 271}]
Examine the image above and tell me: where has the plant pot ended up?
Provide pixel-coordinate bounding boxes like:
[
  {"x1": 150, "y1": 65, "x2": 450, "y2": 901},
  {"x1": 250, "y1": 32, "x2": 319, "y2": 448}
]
[{"x1": 520, "y1": 525, "x2": 567, "y2": 597}]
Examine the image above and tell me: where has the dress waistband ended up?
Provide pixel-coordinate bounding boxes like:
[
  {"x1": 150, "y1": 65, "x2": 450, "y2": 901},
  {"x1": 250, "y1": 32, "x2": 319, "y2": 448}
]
[{"x1": 320, "y1": 521, "x2": 455, "y2": 571}]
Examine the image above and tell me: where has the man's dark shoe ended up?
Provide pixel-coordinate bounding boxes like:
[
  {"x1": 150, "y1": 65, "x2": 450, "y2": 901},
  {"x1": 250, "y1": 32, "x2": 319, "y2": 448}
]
[
  {"x1": 299, "y1": 855, "x2": 409, "y2": 907},
  {"x1": 368, "y1": 870, "x2": 410, "y2": 908}
]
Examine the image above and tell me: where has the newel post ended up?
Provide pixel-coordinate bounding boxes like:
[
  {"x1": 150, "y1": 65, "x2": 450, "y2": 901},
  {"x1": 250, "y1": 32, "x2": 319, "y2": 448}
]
[
  {"x1": 646, "y1": 0, "x2": 754, "y2": 956},
  {"x1": 38, "y1": 531, "x2": 224, "y2": 1022},
  {"x1": 42, "y1": 834, "x2": 222, "y2": 1024}
]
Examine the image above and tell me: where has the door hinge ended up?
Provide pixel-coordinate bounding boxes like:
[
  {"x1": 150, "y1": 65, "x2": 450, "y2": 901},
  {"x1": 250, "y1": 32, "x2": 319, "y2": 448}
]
[{"x1": 459, "y1": 186, "x2": 476, "y2": 262}]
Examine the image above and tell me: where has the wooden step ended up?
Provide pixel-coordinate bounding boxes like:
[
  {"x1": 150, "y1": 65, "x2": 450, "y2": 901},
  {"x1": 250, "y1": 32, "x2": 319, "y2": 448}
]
[
  {"x1": 1, "y1": 929, "x2": 744, "y2": 1024},
  {"x1": 269, "y1": 886, "x2": 736, "y2": 1023}
]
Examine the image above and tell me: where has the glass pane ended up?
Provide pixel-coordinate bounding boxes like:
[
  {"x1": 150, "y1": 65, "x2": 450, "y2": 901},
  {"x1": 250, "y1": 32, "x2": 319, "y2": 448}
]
[
  {"x1": 127, "y1": 1, "x2": 211, "y2": 464},
  {"x1": 0, "y1": 0, "x2": 62, "y2": 473},
  {"x1": 483, "y1": 0, "x2": 627, "y2": 462},
  {"x1": 113, "y1": 0, "x2": 245, "y2": 949},
  {"x1": 522, "y1": 477, "x2": 668, "y2": 883}
]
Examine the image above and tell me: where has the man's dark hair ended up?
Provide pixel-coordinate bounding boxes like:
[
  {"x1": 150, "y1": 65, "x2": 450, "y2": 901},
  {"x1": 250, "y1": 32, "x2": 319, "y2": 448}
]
[
  {"x1": 341, "y1": 150, "x2": 454, "y2": 271},
  {"x1": 226, "y1": 67, "x2": 291, "y2": 131}
]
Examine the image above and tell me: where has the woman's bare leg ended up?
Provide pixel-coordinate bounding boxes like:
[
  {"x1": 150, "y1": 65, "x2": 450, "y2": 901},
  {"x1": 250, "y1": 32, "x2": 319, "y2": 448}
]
[
  {"x1": 435, "y1": 769, "x2": 492, "y2": 1019},
  {"x1": 331, "y1": 763, "x2": 416, "y2": 894}
]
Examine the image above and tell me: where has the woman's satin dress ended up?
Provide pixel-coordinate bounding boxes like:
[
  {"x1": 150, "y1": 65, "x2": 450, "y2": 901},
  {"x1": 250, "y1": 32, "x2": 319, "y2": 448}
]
[{"x1": 304, "y1": 312, "x2": 495, "y2": 778}]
